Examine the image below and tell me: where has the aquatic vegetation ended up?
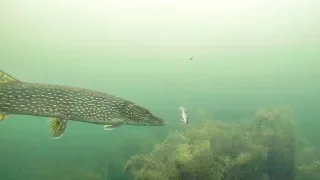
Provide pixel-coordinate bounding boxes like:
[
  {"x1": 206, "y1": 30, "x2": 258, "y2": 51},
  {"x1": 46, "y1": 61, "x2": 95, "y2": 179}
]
[
  {"x1": 124, "y1": 107, "x2": 320, "y2": 180},
  {"x1": 296, "y1": 146, "x2": 320, "y2": 180},
  {"x1": 25, "y1": 107, "x2": 320, "y2": 180}
]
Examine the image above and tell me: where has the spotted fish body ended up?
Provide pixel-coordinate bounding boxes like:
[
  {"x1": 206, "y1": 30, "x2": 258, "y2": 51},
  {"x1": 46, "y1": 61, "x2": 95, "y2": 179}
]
[{"x1": 0, "y1": 70, "x2": 165, "y2": 138}]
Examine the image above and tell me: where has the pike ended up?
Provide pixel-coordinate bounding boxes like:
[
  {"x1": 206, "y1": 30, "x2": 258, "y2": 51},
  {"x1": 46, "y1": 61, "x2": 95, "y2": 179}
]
[{"x1": 0, "y1": 70, "x2": 165, "y2": 139}]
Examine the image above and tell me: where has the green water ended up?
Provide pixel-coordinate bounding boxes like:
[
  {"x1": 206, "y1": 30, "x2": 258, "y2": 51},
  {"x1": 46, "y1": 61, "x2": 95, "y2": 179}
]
[{"x1": 0, "y1": 0, "x2": 320, "y2": 180}]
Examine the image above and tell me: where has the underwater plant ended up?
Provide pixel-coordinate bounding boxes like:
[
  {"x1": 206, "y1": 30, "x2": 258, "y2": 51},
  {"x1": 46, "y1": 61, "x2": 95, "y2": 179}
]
[
  {"x1": 124, "y1": 107, "x2": 320, "y2": 180},
  {"x1": 295, "y1": 145, "x2": 320, "y2": 180}
]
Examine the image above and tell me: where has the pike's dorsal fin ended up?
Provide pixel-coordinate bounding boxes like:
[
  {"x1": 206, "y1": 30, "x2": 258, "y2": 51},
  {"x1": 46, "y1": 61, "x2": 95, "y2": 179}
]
[
  {"x1": 0, "y1": 71, "x2": 16, "y2": 120},
  {"x1": 0, "y1": 70, "x2": 20, "y2": 83},
  {"x1": 49, "y1": 118, "x2": 68, "y2": 139}
]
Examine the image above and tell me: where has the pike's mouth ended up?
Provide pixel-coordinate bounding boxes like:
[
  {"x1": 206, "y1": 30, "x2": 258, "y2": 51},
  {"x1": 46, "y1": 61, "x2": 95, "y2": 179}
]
[
  {"x1": 153, "y1": 117, "x2": 166, "y2": 126},
  {"x1": 127, "y1": 117, "x2": 166, "y2": 126}
]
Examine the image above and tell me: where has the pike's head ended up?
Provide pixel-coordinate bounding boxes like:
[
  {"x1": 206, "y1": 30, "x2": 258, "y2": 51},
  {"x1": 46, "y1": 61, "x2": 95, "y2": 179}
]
[{"x1": 121, "y1": 102, "x2": 165, "y2": 126}]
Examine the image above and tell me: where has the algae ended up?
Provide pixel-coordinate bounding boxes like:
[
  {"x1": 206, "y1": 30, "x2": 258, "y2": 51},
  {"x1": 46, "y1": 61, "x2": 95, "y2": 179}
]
[{"x1": 124, "y1": 107, "x2": 320, "y2": 180}]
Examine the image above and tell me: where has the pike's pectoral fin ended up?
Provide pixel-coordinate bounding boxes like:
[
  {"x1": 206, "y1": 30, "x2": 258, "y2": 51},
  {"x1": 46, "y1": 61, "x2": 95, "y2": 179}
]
[
  {"x1": 103, "y1": 124, "x2": 123, "y2": 131},
  {"x1": 0, "y1": 112, "x2": 9, "y2": 122},
  {"x1": 0, "y1": 70, "x2": 21, "y2": 83},
  {"x1": 49, "y1": 118, "x2": 68, "y2": 139},
  {"x1": 103, "y1": 118, "x2": 124, "y2": 131},
  {"x1": 104, "y1": 125, "x2": 116, "y2": 131}
]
